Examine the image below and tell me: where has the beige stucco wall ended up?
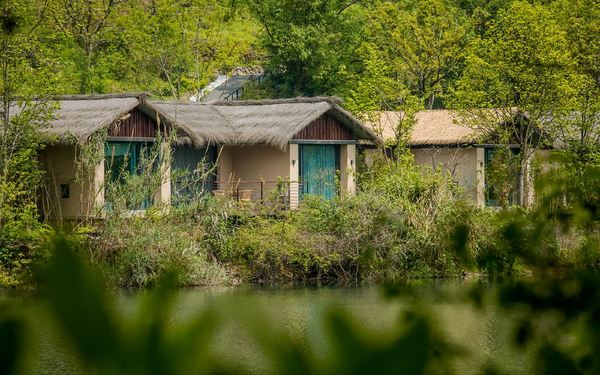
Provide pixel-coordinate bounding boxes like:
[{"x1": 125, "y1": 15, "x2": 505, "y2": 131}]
[
  {"x1": 215, "y1": 144, "x2": 291, "y2": 199},
  {"x1": 41, "y1": 144, "x2": 104, "y2": 221},
  {"x1": 289, "y1": 144, "x2": 300, "y2": 208},
  {"x1": 154, "y1": 142, "x2": 171, "y2": 205},
  {"x1": 216, "y1": 145, "x2": 234, "y2": 183},
  {"x1": 232, "y1": 145, "x2": 290, "y2": 182},
  {"x1": 217, "y1": 144, "x2": 290, "y2": 182},
  {"x1": 476, "y1": 147, "x2": 485, "y2": 207},
  {"x1": 41, "y1": 145, "x2": 78, "y2": 220},
  {"x1": 411, "y1": 147, "x2": 480, "y2": 203}
]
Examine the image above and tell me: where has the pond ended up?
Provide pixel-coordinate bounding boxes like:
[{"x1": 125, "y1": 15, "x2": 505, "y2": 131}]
[{"x1": 7, "y1": 281, "x2": 533, "y2": 374}]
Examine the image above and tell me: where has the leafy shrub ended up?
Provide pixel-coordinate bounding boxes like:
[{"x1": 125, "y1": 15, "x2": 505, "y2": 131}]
[
  {"x1": 90, "y1": 210, "x2": 230, "y2": 288},
  {"x1": 0, "y1": 198, "x2": 53, "y2": 288},
  {"x1": 223, "y1": 154, "x2": 481, "y2": 283}
]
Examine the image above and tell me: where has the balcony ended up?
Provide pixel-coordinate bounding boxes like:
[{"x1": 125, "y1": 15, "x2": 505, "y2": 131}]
[{"x1": 171, "y1": 180, "x2": 309, "y2": 208}]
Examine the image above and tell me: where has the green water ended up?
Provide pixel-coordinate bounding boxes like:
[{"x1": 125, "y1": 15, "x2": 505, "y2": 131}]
[{"x1": 9, "y1": 282, "x2": 532, "y2": 374}]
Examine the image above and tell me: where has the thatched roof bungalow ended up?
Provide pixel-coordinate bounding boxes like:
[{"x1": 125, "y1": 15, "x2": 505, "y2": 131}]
[
  {"x1": 33, "y1": 94, "x2": 377, "y2": 221},
  {"x1": 157, "y1": 97, "x2": 379, "y2": 208},
  {"x1": 365, "y1": 109, "x2": 542, "y2": 207}
]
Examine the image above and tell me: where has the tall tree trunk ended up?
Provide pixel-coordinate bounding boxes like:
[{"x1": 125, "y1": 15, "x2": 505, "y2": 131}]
[
  {"x1": 427, "y1": 92, "x2": 435, "y2": 110},
  {"x1": 1, "y1": 38, "x2": 11, "y2": 178}
]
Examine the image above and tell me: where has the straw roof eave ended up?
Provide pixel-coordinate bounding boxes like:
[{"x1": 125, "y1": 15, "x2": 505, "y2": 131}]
[
  {"x1": 36, "y1": 96, "x2": 141, "y2": 145},
  {"x1": 24, "y1": 95, "x2": 378, "y2": 150},
  {"x1": 31, "y1": 95, "x2": 205, "y2": 147},
  {"x1": 153, "y1": 97, "x2": 379, "y2": 150}
]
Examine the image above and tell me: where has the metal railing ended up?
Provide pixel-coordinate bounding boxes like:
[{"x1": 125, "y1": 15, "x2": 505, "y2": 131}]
[
  {"x1": 171, "y1": 180, "x2": 309, "y2": 208},
  {"x1": 222, "y1": 74, "x2": 266, "y2": 101}
]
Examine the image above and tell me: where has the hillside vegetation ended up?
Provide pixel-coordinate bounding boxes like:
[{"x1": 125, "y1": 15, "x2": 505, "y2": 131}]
[
  {"x1": 1, "y1": 0, "x2": 597, "y2": 106},
  {"x1": 1, "y1": 0, "x2": 599, "y2": 288}
]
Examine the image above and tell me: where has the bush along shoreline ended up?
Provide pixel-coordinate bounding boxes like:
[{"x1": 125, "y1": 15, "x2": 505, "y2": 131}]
[
  {"x1": 67, "y1": 153, "x2": 475, "y2": 289},
  {"x1": 1, "y1": 151, "x2": 598, "y2": 290}
]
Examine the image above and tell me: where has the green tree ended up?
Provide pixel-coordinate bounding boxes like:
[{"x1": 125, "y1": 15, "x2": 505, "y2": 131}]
[
  {"x1": 45, "y1": 0, "x2": 128, "y2": 93},
  {"x1": 451, "y1": 0, "x2": 512, "y2": 34},
  {"x1": 0, "y1": 0, "x2": 54, "y2": 287},
  {"x1": 344, "y1": 44, "x2": 421, "y2": 149},
  {"x1": 363, "y1": 0, "x2": 470, "y2": 109},
  {"x1": 123, "y1": 0, "x2": 261, "y2": 99},
  {"x1": 553, "y1": 0, "x2": 600, "y2": 88},
  {"x1": 451, "y1": 1, "x2": 577, "y2": 206},
  {"x1": 247, "y1": 0, "x2": 365, "y2": 96},
  {"x1": 550, "y1": 0, "x2": 600, "y2": 202}
]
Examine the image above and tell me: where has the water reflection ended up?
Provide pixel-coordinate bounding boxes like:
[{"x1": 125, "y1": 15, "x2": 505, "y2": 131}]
[{"x1": 9, "y1": 282, "x2": 533, "y2": 374}]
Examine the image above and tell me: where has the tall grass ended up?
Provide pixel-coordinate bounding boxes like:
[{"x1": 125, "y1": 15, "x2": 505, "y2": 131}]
[{"x1": 76, "y1": 149, "x2": 600, "y2": 287}]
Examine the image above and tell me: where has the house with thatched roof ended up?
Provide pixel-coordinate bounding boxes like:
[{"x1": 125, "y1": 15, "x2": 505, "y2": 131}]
[
  {"x1": 29, "y1": 93, "x2": 184, "y2": 221},
  {"x1": 32, "y1": 94, "x2": 378, "y2": 221},
  {"x1": 155, "y1": 97, "x2": 379, "y2": 207},
  {"x1": 365, "y1": 109, "x2": 540, "y2": 207}
]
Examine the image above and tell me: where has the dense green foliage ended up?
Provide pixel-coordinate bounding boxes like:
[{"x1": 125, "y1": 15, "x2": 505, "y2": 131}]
[
  {"x1": 61, "y1": 150, "x2": 595, "y2": 288},
  {"x1": 0, "y1": 1, "x2": 58, "y2": 287},
  {"x1": 1, "y1": 156, "x2": 598, "y2": 373},
  {"x1": 0, "y1": 0, "x2": 595, "y2": 104}
]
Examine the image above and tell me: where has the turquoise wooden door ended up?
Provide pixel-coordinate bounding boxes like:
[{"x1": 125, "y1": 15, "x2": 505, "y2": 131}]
[{"x1": 300, "y1": 145, "x2": 339, "y2": 200}]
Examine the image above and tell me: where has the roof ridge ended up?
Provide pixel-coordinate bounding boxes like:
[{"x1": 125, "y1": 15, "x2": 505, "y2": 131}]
[
  {"x1": 207, "y1": 96, "x2": 343, "y2": 106},
  {"x1": 418, "y1": 108, "x2": 455, "y2": 113},
  {"x1": 46, "y1": 92, "x2": 150, "y2": 100}
]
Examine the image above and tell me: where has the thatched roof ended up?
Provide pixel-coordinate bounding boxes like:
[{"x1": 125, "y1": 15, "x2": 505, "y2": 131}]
[
  {"x1": 8, "y1": 93, "x2": 204, "y2": 145},
  {"x1": 44, "y1": 95, "x2": 141, "y2": 142},
  {"x1": 9, "y1": 94, "x2": 377, "y2": 148},
  {"x1": 366, "y1": 110, "x2": 480, "y2": 147},
  {"x1": 154, "y1": 97, "x2": 379, "y2": 149},
  {"x1": 151, "y1": 102, "x2": 233, "y2": 145}
]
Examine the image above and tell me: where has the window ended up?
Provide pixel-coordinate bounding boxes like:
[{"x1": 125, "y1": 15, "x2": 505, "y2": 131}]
[
  {"x1": 484, "y1": 147, "x2": 521, "y2": 207},
  {"x1": 171, "y1": 145, "x2": 217, "y2": 206},
  {"x1": 104, "y1": 141, "x2": 156, "y2": 210},
  {"x1": 60, "y1": 184, "x2": 69, "y2": 199}
]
